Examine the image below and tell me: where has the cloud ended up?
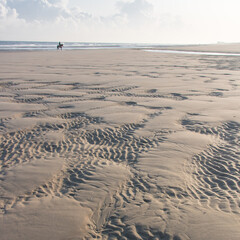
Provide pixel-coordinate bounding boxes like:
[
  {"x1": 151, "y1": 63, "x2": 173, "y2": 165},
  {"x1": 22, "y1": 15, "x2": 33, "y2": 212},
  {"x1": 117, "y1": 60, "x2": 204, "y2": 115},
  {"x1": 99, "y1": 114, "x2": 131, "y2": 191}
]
[
  {"x1": 0, "y1": 0, "x2": 103, "y2": 41},
  {"x1": 0, "y1": 0, "x2": 185, "y2": 43},
  {"x1": 4, "y1": 0, "x2": 154, "y2": 24},
  {"x1": 0, "y1": 0, "x2": 172, "y2": 43},
  {"x1": 6, "y1": 0, "x2": 69, "y2": 21},
  {"x1": 0, "y1": 0, "x2": 7, "y2": 18},
  {"x1": 0, "y1": 0, "x2": 17, "y2": 19},
  {"x1": 3, "y1": 0, "x2": 236, "y2": 44},
  {"x1": 116, "y1": 0, "x2": 153, "y2": 25}
]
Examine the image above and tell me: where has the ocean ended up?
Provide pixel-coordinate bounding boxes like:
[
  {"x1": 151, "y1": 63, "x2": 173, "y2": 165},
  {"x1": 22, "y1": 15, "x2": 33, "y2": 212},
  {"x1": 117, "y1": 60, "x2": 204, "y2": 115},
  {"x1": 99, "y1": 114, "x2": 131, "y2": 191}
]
[
  {"x1": 2, "y1": 41, "x2": 239, "y2": 56},
  {"x1": 0, "y1": 41, "x2": 159, "y2": 51}
]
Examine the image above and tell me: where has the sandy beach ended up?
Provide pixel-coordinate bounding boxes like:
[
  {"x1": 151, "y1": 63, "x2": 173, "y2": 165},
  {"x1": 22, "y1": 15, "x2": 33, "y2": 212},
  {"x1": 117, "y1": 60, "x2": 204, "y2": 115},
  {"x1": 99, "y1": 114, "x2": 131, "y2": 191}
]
[{"x1": 0, "y1": 46, "x2": 239, "y2": 240}]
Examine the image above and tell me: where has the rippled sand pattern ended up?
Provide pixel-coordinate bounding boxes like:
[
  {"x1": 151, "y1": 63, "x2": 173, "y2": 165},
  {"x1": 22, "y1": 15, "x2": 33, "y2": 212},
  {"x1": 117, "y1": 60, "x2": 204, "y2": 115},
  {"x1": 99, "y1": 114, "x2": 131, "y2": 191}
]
[
  {"x1": 0, "y1": 49, "x2": 239, "y2": 240},
  {"x1": 183, "y1": 121, "x2": 240, "y2": 212}
]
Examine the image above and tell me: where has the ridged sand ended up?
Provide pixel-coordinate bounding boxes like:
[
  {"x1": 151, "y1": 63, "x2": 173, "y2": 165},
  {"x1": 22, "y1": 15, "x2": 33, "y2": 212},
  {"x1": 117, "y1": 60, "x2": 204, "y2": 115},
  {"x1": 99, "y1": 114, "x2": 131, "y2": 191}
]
[{"x1": 0, "y1": 46, "x2": 239, "y2": 239}]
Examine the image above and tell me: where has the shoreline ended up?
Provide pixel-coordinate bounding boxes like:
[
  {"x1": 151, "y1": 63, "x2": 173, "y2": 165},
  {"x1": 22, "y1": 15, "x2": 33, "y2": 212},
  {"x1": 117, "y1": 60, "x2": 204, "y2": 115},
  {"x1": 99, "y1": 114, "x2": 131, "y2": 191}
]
[
  {"x1": 151, "y1": 42, "x2": 240, "y2": 53},
  {"x1": 1, "y1": 42, "x2": 240, "y2": 53}
]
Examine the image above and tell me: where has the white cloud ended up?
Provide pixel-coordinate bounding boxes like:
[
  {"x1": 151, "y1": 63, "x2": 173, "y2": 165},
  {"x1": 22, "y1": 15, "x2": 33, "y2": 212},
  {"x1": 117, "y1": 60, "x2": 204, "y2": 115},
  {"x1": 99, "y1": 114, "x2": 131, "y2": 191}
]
[
  {"x1": 0, "y1": 0, "x2": 18, "y2": 19},
  {"x1": 1, "y1": 0, "x2": 240, "y2": 43},
  {"x1": 5, "y1": 0, "x2": 154, "y2": 24},
  {"x1": 0, "y1": 0, "x2": 185, "y2": 43},
  {"x1": 6, "y1": 0, "x2": 70, "y2": 21},
  {"x1": 0, "y1": 4, "x2": 7, "y2": 18},
  {"x1": 116, "y1": 0, "x2": 153, "y2": 24}
]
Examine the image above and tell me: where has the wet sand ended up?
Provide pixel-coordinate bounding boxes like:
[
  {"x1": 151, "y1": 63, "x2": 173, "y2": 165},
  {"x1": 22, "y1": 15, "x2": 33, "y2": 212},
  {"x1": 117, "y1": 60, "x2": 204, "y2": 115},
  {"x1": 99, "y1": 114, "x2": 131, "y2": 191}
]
[{"x1": 0, "y1": 46, "x2": 239, "y2": 239}]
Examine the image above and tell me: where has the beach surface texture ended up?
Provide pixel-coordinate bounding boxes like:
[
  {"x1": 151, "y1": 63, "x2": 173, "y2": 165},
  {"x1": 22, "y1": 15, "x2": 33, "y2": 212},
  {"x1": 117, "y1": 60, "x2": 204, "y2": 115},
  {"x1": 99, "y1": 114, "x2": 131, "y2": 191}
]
[{"x1": 0, "y1": 45, "x2": 239, "y2": 240}]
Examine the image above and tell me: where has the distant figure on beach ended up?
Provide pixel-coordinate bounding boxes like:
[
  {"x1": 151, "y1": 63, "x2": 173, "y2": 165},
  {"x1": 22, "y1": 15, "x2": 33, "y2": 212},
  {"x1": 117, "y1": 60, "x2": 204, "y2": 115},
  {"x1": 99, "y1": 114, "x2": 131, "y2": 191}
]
[{"x1": 57, "y1": 42, "x2": 63, "y2": 50}]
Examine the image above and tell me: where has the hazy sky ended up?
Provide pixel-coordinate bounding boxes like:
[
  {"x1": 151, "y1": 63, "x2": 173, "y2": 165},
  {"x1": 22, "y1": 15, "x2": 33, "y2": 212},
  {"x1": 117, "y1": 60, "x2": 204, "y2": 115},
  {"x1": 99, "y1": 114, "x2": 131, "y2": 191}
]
[{"x1": 1, "y1": 0, "x2": 240, "y2": 43}]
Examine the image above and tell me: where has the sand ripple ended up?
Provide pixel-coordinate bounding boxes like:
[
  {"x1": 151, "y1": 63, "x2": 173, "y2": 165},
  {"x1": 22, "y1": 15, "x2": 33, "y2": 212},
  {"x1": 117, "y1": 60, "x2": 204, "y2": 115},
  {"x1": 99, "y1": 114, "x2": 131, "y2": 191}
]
[
  {"x1": 0, "y1": 49, "x2": 240, "y2": 239},
  {"x1": 182, "y1": 120, "x2": 240, "y2": 214}
]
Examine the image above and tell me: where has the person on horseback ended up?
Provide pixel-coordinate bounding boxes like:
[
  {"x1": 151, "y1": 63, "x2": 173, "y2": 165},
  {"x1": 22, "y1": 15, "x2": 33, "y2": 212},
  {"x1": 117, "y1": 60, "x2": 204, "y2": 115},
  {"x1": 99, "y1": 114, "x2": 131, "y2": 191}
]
[{"x1": 57, "y1": 41, "x2": 63, "y2": 50}]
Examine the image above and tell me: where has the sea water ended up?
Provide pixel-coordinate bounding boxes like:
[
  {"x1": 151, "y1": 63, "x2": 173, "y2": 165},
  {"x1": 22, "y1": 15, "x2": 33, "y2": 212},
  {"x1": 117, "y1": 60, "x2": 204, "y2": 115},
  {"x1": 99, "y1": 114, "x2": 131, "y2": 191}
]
[
  {"x1": 2, "y1": 41, "x2": 240, "y2": 56},
  {"x1": 0, "y1": 41, "x2": 158, "y2": 51}
]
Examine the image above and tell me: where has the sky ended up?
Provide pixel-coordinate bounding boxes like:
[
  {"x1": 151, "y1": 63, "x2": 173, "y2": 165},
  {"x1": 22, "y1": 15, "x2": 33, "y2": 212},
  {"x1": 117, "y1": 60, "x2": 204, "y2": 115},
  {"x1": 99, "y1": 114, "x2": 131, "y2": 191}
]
[{"x1": 0, "y1": 0, "x2": 240, "y2": 44}]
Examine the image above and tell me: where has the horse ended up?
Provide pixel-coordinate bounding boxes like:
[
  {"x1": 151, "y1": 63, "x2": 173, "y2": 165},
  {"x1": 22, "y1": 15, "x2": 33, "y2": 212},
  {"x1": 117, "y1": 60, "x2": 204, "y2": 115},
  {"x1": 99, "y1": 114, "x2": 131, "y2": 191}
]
[{"x1": 57, "y1": 43, "x2": 63, "y2": 50}]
